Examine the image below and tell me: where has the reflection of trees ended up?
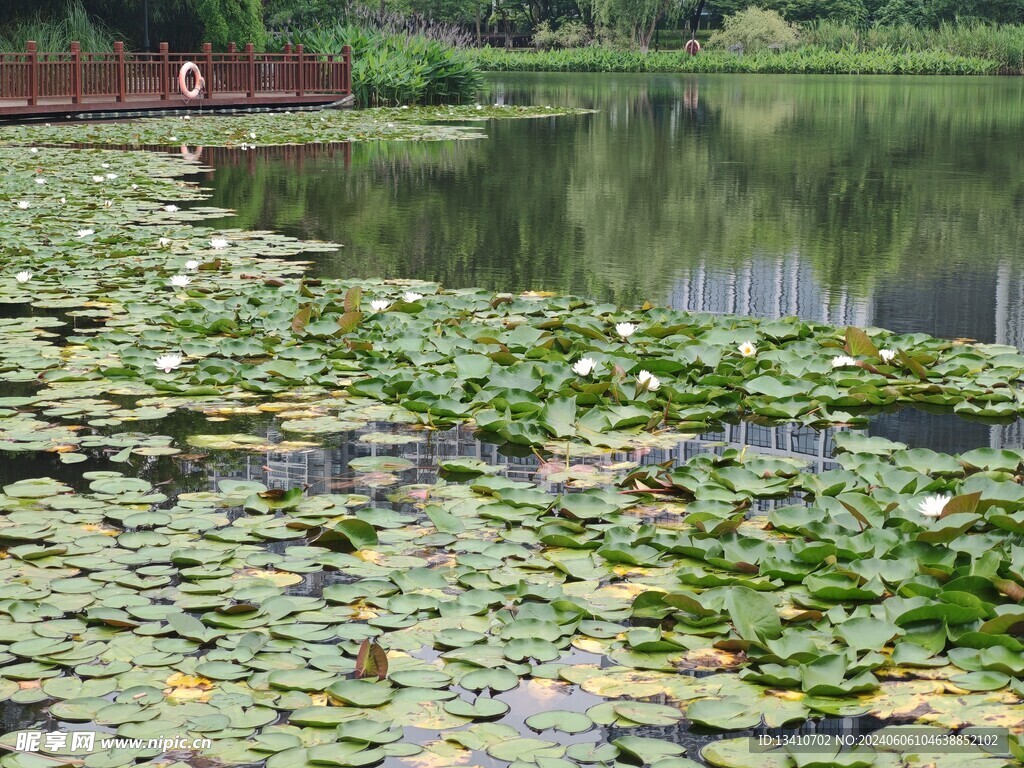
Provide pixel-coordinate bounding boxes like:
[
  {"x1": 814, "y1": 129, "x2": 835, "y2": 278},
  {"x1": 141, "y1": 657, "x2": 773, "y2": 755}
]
[{"x1": 205, "y1": 73, "x2": 1024, "y2": 311}]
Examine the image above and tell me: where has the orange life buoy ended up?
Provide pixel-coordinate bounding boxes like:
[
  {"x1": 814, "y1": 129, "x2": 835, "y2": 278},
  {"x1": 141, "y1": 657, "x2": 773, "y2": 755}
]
[{"x1": 178, "y1": 62, "x2": 205, "y2": 100}]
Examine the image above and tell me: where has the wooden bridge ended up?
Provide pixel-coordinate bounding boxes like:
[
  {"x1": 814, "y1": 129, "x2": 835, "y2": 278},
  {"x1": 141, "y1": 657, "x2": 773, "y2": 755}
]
[{"x1": 0, "y1": 41, "x2": 352, "y2": 119}]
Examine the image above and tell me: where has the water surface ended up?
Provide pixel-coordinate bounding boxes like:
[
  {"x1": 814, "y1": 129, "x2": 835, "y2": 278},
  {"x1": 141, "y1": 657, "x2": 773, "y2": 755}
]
[{"x1": 202, "y1": 72, "x2": 1024, "y2": 346}]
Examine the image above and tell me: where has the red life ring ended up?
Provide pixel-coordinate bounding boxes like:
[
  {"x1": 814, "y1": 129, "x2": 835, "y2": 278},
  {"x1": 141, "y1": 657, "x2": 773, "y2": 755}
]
[
  {"x1": 685, "y1": 38, "x2": 701, "y2": 56},
  {"x1": 178, "y1": 62, "x2": 205, "y2": 100}
]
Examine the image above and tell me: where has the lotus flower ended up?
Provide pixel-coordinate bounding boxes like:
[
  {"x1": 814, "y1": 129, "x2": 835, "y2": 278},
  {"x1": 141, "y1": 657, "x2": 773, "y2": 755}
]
[
  {"x1": 92, "y1": 175, "x2": 104, "y2": 182},
  {"x1": 831, "y1": 355, "x2": 858, "y2": 368},
  {"x1": 163, "y1": 205, "x2": 179, "y2": 213},
  {"x1": 15, "y1": 271, "x2": 32, "y2": 284},
  {"x1": 154, "y1": 353, "x2": 183, "y2": 373},
  {"x1": 738, "y1": 341, "x2": 757, "y2": 357},
  {"x1": 918, "y1": 494, "x2": 949, "y2": 518},
  {"x1": 76, "y1": 229, "x2": 94, "y2": 238},
  {"x1": 15, "y1": 201, "x2": 29, "y2": 210},
  {"x1": 403, "y1": 291, "x2": 424, "y2": 303},
  {"x1": 158, "y1": 237, "x2": 171, "y2": 247},
  {"x1": 210, "y1": 238, "x2": 229, "y2": 250},
  {"x1": 370, "y1": 300, "x2": 391, "y2": 312},
  {"x1": 572, "y1": 357, "x2": 597, "y2": 376},
  {"x1": 169, "y1": 275, "x2": 192, "y2": 288},
  {"x1": 879, "y1": 348, "x2": 897, "y2": 363},
  {"x1": 637, "y1": 370, "x2": 661, "y2": 391},
  {"x1": 615, "y1": 322, "x2": 638, "y2": 340}
]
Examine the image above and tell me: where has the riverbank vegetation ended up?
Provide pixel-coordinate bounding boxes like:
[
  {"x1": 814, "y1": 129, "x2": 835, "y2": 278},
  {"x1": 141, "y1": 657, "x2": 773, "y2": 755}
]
[{"x1": 471, "y1": 45, "x2": 1000, "y2": 75}]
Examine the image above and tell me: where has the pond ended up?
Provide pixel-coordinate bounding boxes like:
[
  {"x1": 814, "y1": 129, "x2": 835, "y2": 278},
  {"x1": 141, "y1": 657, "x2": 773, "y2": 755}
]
[
  {"x1": 197, "y1": 72, "x2": 1024, "y2": 455},
  {"x1": 1, "y1": 82, "x2": 1023, "y2": 767}
]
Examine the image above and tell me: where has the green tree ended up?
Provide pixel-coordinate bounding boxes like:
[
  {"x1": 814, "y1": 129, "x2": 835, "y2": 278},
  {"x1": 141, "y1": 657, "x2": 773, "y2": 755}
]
[
  {"x1": 193, "y1": 0, "x2": 265, "y2": 47},
  {"x1": 592, "y1": 0, "x2": 681, "y2": 50}
]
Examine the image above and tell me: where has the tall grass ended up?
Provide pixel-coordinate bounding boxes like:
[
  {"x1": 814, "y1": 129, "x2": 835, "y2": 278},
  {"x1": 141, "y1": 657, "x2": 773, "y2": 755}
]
[
  {"x1": 471, "y1": 45, "x2": 1000, "y2": 75},
  {"x1": 0, "y1": 1, "x2": 117, "y2": 53},
  {"x1": 282, "y1": 24, "x2": 482, "y2": 106},
  {"x1": 802, "y1": 20, "x2": 1024, "y2": 73}
]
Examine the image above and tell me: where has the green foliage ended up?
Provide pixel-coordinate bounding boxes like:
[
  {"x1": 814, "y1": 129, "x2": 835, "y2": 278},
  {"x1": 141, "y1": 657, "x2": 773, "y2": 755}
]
[
  {"x1": 470, "y1": 44, "x2": 999, "y2": 73},
  {"x1": 708, "y1": 7, "x2": 800, "y2": 53},
  {"x1": 592, "y1": 0, "x2": 681, "y2": 51},
  {"x1": 0, "y1": 0, "x2": 117, "y2": 53},
  {"x1": 533, "y1": 19, "x2": 593, "y2": 49},
  {"x1": 192, "y1": 0, "x2": 266, "y2": 49},
  {"x1": 283, "y1": 23, "x2": 483, "y2": 105}
]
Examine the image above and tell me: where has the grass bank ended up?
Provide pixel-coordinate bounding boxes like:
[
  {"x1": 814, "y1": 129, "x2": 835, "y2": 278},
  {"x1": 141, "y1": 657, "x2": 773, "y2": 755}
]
[{"x1": 471, "y1": 45, "x2": 1001, "y2": 76}]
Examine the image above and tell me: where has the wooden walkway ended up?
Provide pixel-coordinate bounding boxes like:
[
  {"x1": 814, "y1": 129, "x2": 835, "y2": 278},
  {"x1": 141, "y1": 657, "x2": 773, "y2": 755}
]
[{"x1": 0, "y1": 41, "x2": 352, "y2": 119}]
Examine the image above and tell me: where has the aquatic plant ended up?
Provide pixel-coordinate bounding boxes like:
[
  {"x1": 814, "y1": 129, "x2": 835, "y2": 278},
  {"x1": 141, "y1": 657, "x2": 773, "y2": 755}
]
[{"x1": 0, "y1": 114, "x2": 1022, "y2": 767}]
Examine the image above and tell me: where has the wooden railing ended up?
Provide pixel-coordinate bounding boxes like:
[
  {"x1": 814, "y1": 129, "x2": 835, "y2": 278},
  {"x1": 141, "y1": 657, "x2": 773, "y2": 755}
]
[{"x1": 0, "y1": 41, "x2": 351, "y2": 110}]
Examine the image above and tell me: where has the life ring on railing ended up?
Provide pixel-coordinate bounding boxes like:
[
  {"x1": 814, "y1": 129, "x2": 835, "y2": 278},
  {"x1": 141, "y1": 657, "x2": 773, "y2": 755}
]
[
  {"x1": 178, "y1": 62, "x2": 205, "y2": 100},
  {"x1": 684, "y1": 38, "x2": 701, "y2": 56}
]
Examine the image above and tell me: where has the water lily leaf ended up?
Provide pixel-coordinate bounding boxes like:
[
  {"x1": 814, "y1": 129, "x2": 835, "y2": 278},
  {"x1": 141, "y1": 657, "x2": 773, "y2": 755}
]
[
  {"x1": 327, "y1": 679, "x2": 394, "y2": 707},
  {"x1": 525, "y1": 710, "x2": 593, "y2": 734},
  {"x1": 612, "y1": 736, "x2": 686, "y2": 764}
]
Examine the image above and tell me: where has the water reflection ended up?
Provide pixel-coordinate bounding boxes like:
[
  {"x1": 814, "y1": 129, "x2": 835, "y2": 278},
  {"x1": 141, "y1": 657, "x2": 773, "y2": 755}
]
[{"x1": 200, "y1": 73, "x2": 1024, "y2": 344}]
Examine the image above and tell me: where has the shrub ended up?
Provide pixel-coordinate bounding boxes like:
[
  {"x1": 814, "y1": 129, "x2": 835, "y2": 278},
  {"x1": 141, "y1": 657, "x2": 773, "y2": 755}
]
[
  {"x1": 281, "y1": 22, "x2": 482, "y2": 106},
  {"x1": 532, "y1": 21, "x2": 559, "y2": 50},
  {"x1": 533, "y1": 19, "x2": 593, "y2": 50},
  {"x1": 709, "y1": 7, "x2": 800, "y2": 53}
]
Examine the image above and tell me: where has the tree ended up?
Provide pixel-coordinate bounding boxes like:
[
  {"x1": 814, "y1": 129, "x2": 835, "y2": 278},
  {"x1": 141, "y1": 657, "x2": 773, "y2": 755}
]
[
  {"x1": 592, "y1": 0, "x2": 680, "y2": 50},
  {"x1": 193, "y1": 0, "x2": 266, "y2": 47}
]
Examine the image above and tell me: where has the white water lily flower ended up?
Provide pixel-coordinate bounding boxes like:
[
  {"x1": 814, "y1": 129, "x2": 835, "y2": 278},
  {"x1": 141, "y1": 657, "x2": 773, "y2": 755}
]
[
  {"x1": 154, "y1": 353, "x2": 183, "y2": 373},
  {"x1": 572, "y1": 357, "x2": 597, "y2": 376},
  {"x1": 163, "y1": 205, "x2": 179, "y2": 213},
  {"x1": 615, "y1": 322, "x2": 638, "y2": 339},
  {"x1": 831, "y1": 355, "x2": 858, "y2": 368},
  {"x1": 210, "y1": 238, "x2": 229, "y2": 250},
  {"x1": 879, "y1": 348, "x2": 897, "y2": 363},
  {"x1": 105, "y1": 173, "x2": 118, "y2": 180},
  {"x1": 184, "y1": 260, "x2": 200, "y2": 271},
  {"x1": 59, "y1": 197, "x2": 66, "y2": 204},
  {"x1": 101, "y1": 163, "x2": 110, "y2": 169},
  {"x1": 103, "y1": 200, "x2": 112, "y2": 208},
  {"x1": 169, "y1": 275, "x2": 192, "y2": 288},
  {"x1": 15, "y1": 271, "x2": 32, "y2": 283},
  {"x1": 168, "y1": 136, "x2": 178, "y2": 141},
  {"x1": 29, "y1": 147, "x2": 38, "y2": 153},
  {"x1": 131, "y1": 184, "x2": 138, "y2": 190},
  {"x1": 637, "y1": 370, "x2": 661, "y2": 391},
  {"x1": 403, "y1": 291, "x2": 424, "y2": 303},
  {"x1": 918, "y1": 494, "x2": 950, "y2": 518},
  {"x1": 16, "y1": 201, "x2": 29, "y2": 209},
  {"x1": 370, "y1": 300, "x2": 391, "y2": 312},
  {"x1": 76, "y1": 229, "x2": 94, "y2": 238},
  {"x1": 92, "y1": 175, "x2": 104, "y2": 182},
  {"x1": 738, "y1": 340, "x2": 757, "y2": 357},
  {"x1": 249, "y1": 132, "x2": 257, "y2": 139},
  {"x1": 158, "y1": 237, "x2": 171, "y2": 247},
  {"x1": 35, "y1": 177, "x2": 45, "y2": 185}
]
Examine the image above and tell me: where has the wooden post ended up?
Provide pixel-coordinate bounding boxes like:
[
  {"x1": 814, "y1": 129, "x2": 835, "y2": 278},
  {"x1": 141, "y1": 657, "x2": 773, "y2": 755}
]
[
  {"x1": 227, "y1": 42, "x2": 236, "y2": 53},
  {"x1": 296, "y1": 44, "x2": 304, "y2": 96},
  {"x1": 26, "y1": 41, "x2": 38, "y2": 107},
  {"x1": 160, "y1": 42, "x2": 169, "y2": 100},
  {"x1": 70, "y1": 41, "x2": 82, "y2": 104},
  {"x1": 342, "y1": 45, "x2": 351, "y2": 95},
  {"x1": 203, "y1": 42, "x2": 213, "y2": 97},
  {"x1": 245, "y1": 43, "x2": 255, "y2": 97},
  {"x1": 114, "y1": 41, "x2": 125, "y2": 101}
]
